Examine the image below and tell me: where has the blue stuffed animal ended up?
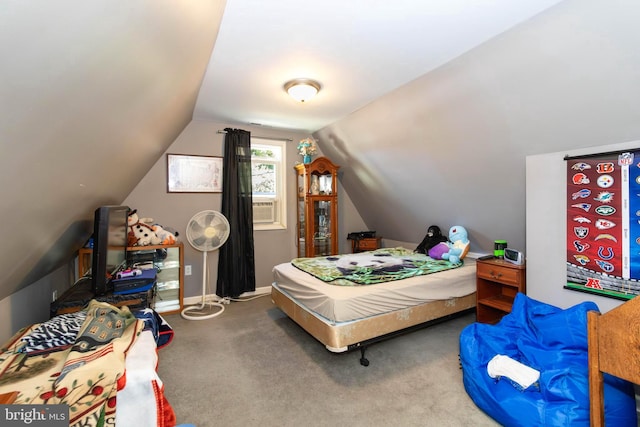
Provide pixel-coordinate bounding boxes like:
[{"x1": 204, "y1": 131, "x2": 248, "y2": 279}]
[{"x1": 441, "y1": 225, "x2": 470, "y2": 264}]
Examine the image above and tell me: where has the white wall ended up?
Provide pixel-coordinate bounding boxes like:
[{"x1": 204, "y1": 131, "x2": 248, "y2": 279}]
[
  {"x1": 0, "y1": 264, "x2": 72, "y2": 343},
  {"x1": 526, "y1": 139, "x2": 640, "y2": 313}
]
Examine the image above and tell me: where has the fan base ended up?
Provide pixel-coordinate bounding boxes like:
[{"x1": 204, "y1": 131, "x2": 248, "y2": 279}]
[{"x1": 181, "y1": 302, "x2": 225, "y2": 320}]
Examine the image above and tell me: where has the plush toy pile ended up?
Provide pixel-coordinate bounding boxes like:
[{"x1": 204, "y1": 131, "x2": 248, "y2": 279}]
[
  {"x1": 428, "y1": 225, "x2": 470, "y2": 263},
  {"x1": 151, "y1": 223, "x2": 179, "y2": 245},
  {"x1": 127, "y1": 209, "x2": 179, "y2": 246},
  {"x1": 128, "y1": 210, "x2": 160, "y2": 246},
  {"x1": 415, "y1": 225, "x2": 448, "y2": 255}
]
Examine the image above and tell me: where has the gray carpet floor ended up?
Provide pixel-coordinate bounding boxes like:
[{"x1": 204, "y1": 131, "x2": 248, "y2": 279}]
[{"x1": 157, "y1": 295, "x2": 499, "y2": 427}]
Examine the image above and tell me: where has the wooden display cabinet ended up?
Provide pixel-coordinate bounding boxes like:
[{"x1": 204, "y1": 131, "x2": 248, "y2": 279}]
[
  {"x1": 295, "y1": 157, "x2": 340, "y2": 257},
  {"x1": 476, "y1": 257, "x2": 526, "y2": 324},
  {"x1": 76, "y1": 243, "x2": 184, "y2": 315}
]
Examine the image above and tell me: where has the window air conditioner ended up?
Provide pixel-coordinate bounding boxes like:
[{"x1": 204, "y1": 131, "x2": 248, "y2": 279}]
[{"x1": 253, "y1": 200, "x2": 276, "y2": 223}]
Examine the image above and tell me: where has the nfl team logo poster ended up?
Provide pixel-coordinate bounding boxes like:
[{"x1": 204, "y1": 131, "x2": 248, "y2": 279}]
[{"x1": 566, "y1": 150, "x2": 640, "y2": 299}]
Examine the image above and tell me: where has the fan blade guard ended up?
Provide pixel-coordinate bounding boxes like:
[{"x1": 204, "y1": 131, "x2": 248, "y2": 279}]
[{"x1": 186, "y1": 210, "x2": 230, "y2": 252}]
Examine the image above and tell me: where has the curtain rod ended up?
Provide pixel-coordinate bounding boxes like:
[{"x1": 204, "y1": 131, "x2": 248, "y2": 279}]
[
  {"x1": 564, "y1": 147, "x2": 640, "y2": 161},
  {"x1": 216, "y1": 130, "x2": 292, "y2": 142}
]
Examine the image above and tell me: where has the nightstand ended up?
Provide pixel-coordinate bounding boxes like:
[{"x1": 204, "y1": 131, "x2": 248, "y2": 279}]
[
  {"x1": 351, "y1": 237, "x2": 382, "y2": 253},
  {"x1": 476, "y1": 258, "x2": 526, "y2": 324}
]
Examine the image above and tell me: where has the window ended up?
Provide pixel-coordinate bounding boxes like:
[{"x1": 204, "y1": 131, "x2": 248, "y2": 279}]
[{"x1": 251, "y1": 138, "x2": 287, "y2": 230}]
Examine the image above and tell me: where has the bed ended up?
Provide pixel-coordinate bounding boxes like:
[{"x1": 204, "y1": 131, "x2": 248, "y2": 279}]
[
  {"x1": 271, "y1": 247, "x2": 477, "y2": 365},
  {"x1": 0, "y1": 300, "x2": 175, "y2": 427}
]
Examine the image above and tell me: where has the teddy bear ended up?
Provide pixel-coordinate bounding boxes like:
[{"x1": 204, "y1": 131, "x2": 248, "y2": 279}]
[
  {"x1": 128, "y1": 209, "x2": 161, "y2": 246},
  {"x1": 415, "y1": 225, "x2": 448, "y2": 255},
  {"x1": 152, "y1": 224, "x2": 179, "y2": 245},
  {"x1": 429, "y1": 225, "x2": 470, "y2": 264}
]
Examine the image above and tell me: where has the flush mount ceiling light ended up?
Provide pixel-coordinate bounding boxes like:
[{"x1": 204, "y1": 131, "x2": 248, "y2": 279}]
[{"x1": 284, "y1": 79, "x2": 321, "y2": 103}]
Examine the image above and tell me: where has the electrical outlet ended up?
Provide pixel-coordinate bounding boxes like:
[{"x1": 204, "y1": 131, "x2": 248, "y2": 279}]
[
  {"x1": 185, "y1": 265, "x2": 192, "y2": 276},
  {"x1": 52, "y1": 290, "x2": 58, "y2": 302}
]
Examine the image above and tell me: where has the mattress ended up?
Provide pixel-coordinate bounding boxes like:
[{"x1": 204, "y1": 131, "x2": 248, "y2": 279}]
[{"x1": 272, "y1": 255, "x2": 477, "y2": 324}]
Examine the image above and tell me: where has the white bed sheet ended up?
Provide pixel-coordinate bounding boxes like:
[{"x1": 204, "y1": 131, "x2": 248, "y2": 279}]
[
  {"x1": 115, "y1": 329, "x2": 164, "y2": 427},
  {"x1": 272, "y1": 256, "x2": 477, "y2": 324}
]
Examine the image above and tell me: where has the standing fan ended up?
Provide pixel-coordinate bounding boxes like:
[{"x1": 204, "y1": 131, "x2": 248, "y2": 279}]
[{"x1": 181, "y1": 210, "x2": 230, "y2": 321}]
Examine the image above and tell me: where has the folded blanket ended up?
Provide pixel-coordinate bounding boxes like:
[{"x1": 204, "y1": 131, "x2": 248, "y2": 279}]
[
  {"x1": 18, "y1": 311, "x2": 87, "y2": 354},
  {"x1": 133, "y1": 308, "x2": 174, "y2": 349},
  {"x1": 115, "y1": 330, "x2": 176, "y2": 427},
  {"x1": 54, "y1": 300, "x2": 142, "y2": 426},
  {"x1": 487, "y1": 354, "x2": 540, "y2": 390}
]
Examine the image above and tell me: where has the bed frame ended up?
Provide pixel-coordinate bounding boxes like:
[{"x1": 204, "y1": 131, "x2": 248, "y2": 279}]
[
  {"x1": 271, "y1": 285, "x2": 476, "y2": 366},
  {"x1": 588, "y1": 295, "x2": 640, "y2": 426}
]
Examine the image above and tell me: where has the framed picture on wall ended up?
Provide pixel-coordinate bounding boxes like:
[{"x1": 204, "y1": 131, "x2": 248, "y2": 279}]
[{"x1": 167, "y1": 154, "x2": 223, "y2": 193}]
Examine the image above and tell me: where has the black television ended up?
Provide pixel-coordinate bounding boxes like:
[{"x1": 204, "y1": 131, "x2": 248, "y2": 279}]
[{"x1": 91, "y1": 205, "x2": 129, "y2": 296}]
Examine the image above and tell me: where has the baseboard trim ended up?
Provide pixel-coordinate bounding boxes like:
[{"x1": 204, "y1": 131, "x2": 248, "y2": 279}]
[{"x1": 183, "y1": 286, "x2": 271, "y2": 305}]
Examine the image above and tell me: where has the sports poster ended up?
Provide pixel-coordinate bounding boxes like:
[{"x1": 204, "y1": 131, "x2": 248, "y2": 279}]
[{"x1": 566, "y1": 149, "x2": 640, "y2": 300}]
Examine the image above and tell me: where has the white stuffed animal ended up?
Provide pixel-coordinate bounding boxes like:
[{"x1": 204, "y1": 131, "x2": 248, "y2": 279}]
[
  {"x1": 152, "y1": 224, "x2": 179, "y2": 245},
  {"x1": 128, "y1": 209, "x2": 161, "y2": 246}
]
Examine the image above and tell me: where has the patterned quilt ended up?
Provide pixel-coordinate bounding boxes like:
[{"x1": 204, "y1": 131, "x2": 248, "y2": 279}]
[
  {"x1": 0, "y1": 300, "x2": 171, "y2": 427},
  {"x1": 291, "y1": 247, "x2": 463, "y2": 286}
]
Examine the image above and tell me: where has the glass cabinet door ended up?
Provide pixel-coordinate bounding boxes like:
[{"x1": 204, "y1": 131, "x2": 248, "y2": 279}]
[
  {"x1": 153, "y1": 245, "x2": 181, "y2": 313},
  {"x1": 318, "y1": 174, "x2": 333, "y2": 195},
  {"x1": 297, "y1": 171, "x2": 306, "y2": 257},
  {"x1": 313, "y1": 199, "x2": 332, "y2": 256},
  {"x1": 127, "y1": 243, "x2": 183, "y2": 315},
  {"x1": 297, "y1": 198, "x2": 306, "y2": 258}
]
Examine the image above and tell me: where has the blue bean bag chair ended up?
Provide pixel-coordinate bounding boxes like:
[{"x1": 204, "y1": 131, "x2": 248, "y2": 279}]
[{"x1": 459, "y1": 293, "x2": 637, "y2": 426}]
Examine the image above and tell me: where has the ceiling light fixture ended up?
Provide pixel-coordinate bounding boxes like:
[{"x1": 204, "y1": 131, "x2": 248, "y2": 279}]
[{"x1": 284, "y1": 79, "x2": 321, "y2": 103}]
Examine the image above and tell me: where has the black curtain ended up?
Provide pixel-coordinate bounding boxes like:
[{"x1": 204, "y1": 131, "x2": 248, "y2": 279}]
[{"x1": 216, "y1": 128, "x2": 256, "y2": 297}]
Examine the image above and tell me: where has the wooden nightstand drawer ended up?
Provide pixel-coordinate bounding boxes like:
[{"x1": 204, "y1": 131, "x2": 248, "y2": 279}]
[
  {"x1": 351, "y1": 237, "x2": 382, "y2": 253},
  {"x1": 476, "y1": 262, "x2": 521, "y2": 286},
  {"x1": 358, "y1": 238, "x2": 379, "y2": 250}
]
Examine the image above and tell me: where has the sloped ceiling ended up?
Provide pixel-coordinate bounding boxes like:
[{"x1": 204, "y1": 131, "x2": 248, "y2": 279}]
[
  {"x1": 0, "y1": 1, "x2": 226, "y2": 300},
  {"x1": 194, "y1": 0, "x2": 564, "y2": 132}
]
